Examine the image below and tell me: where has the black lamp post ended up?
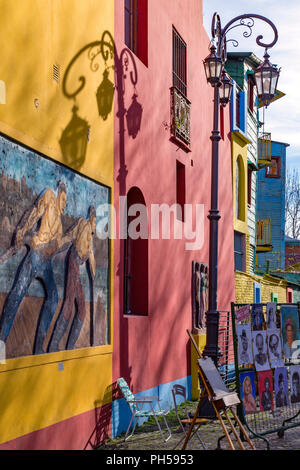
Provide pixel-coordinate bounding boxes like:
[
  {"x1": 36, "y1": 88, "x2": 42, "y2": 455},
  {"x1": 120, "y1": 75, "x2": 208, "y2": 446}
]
[{"x1": 202, "y1": 13, "x2": 279, "y2": 365}]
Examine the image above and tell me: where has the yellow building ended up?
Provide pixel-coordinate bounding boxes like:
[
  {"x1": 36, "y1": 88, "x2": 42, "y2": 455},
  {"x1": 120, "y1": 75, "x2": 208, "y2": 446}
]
[{"x1": 0, "y1": 0, "x2": 114, "y2": 449}]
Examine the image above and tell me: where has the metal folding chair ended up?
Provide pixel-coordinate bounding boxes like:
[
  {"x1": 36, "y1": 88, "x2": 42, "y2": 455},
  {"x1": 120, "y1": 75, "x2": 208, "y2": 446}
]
[
  {"x1": 117, "y1": 377, "x2": 172, "y2": 442},
  {"x1": 172, "y1": 384, "x2": 207, "y2": 450}
]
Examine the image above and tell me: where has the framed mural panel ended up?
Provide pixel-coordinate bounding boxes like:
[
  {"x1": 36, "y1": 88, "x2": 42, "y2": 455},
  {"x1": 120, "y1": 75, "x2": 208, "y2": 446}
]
[
  {"x1": 192, "y1": 261, "x2": 208, "y2": 331},
  {"x1": 0, "y1": 136, "x2": 110, "y2": 358}
]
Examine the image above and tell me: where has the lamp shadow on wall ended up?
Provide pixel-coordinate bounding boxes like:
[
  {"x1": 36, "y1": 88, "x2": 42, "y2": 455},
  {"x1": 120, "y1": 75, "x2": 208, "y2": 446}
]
[{"x1": 59, "y1": 30, "x2": 143, "y2": 174}]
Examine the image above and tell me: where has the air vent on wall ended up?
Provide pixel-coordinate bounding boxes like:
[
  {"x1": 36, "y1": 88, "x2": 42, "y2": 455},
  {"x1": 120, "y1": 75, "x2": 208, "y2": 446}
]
[{"x1": 53, "y1": 64, "x2": 60, "y2": 84}]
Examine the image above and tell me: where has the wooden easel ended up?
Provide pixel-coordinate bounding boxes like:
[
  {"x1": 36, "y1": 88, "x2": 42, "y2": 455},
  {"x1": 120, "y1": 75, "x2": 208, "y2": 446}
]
[{"x1": 183, "y1": 330, "x2": 256, "y2": 450}]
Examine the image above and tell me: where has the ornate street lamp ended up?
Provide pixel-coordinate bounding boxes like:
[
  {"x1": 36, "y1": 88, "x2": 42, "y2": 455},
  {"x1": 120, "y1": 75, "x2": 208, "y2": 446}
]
[
  {"x1": 219, "y1": 70, "x2": 233, "y2": 107},
  {"x1": 203, "y1": 45, "x2": 223, "y2": 86},
  {"x1": 254, "y1": 50, "x2": 280, "y2": 107},
  {"x1": 201, "y1": 13, "x2": 279, "y2": 366}
]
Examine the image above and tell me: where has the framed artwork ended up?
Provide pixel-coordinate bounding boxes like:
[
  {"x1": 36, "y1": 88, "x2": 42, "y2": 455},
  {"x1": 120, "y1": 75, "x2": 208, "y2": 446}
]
[
  {"x1": 274, "y1": 367, "x2": 289, "y2": 408},
  {"x1": 192, "y1": 261, "x2": 208, "y2": 331},
  {"x1": 266, "y1": 302, "x2": 277, "y2": 330},
  {"x1": 253, "y1": 331, "x2": 270, "y2": 372},
  {"x1": 0, "y1": 137, "x2": 110, "y2": 358},
  {"x1": 236, "y1": 324, "x2": 253, "y2": 366},
  {"x1": 252, "y1": 304, "x2": 264, "y2": 331},
  {"x1": 258, "y1": 370, "x2": 273, "y2": 412},
  {"x1": 280, "y1": 306, "x2": 300, "y2": 360},
  {"x1": 240, "y1": 371, "x2": 257, "y2": 414},
  {"x1": 290, "y1": 365, "x2": 300, "y2": 404},
  {"x1": 267, "y1": 329, "x2": 283, "y2": 368}
]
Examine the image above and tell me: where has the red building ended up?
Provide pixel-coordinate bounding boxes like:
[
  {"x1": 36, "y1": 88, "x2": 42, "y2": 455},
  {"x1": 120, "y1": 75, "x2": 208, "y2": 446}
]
[{"x1": 112, "y1": 0, "x2": 235, "y2": 436}]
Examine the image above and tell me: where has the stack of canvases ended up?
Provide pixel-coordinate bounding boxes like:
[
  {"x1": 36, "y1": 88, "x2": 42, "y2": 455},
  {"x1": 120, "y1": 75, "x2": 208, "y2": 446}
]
[{"x1": 236, "y1": 303, "x2": 300, "y2": 414}]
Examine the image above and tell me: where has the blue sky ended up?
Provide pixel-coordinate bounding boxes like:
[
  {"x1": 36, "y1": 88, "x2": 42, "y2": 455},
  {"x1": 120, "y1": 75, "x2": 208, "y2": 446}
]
[{"x1": 203, "y1": 0, "x2": 300, "y2": 173}]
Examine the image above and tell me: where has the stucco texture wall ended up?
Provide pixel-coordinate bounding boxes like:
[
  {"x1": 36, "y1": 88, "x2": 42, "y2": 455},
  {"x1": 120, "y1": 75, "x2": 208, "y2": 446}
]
[{"x1": 0, "y1": 0, "x2": 114, "y2": 449}]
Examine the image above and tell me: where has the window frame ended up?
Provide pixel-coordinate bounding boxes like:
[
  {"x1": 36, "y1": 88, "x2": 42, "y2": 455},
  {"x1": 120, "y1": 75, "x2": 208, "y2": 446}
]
[
  {"x1": 172, "y1": 26, "x2": 187, "y2": 97},
  {"x1": 265, "y1": 156, "x2": 281, "y2": 178}
]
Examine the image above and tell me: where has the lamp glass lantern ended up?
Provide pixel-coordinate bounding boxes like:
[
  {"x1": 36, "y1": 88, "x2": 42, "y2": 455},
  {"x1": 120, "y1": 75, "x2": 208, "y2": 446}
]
[
  {"x1": 254, "y1": 50, "x2": 280, "y2": 107},
  {"x1": 203, "y1": 45, "x2": 223, "y2": 86},
  {"x1": 219, "y1": 70, "x2": 233, "y2": 107}
]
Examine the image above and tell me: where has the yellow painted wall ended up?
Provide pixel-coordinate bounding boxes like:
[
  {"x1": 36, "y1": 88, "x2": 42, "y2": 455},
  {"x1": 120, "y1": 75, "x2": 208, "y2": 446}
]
[
  {"x1": 231, "y1": 132, "x2": 250, "y2": 236},
  {"x1": 0, "y1": 0, "x2": 114, "y2": 444},
  {"x1": 191, "y1": 333, "x2": 206, "y2": 400},
  {"x1": 235, "y1": 271, "x2": 287, "y2": 305}
]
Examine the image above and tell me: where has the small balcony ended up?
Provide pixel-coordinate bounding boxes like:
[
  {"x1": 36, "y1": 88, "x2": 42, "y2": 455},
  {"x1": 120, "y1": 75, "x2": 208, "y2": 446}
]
[
  {"x1": 258, "y1": 132, "x2": 272, "y2": 166},
  {"x1": 170, "y1": 86, "x2": 191, "y2": 150},
  {"x1": 256, "y1": 218, "x2": 273, "y2": 252}
]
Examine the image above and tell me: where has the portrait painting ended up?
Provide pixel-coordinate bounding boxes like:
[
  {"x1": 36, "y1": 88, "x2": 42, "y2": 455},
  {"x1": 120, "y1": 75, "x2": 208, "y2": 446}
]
[
  {"x1": 240, "y1": 371, "x2": 257, "y2": 415},
  {"x1": 290, "y1": 365, "x2": 300, "y2": 404},
  {"x1": 0, "y1": 137, "x2": 110, "y2": 358},
  {"x1": 192, "y1": 261, "x2": 208, "y2": 331},
  {"x1": 267, "y1": 329, "x2": 283, "y2": 368},
  {"x1": 236, "y1": 324, "x2": 253, "y2": 366},
  {"x1": 258, "y1": 370, "x2": 273, "y2": 412},
  {"x1": 253, "y1": 330, "x2": 270, "y2": 372},
  {"x1": 252, "y1": 304, "x2": 264, "y2": 331},
  {"x1": 280, "y1": 306, "x2": 300, "y2": 360},
  {"x1": 274, "y1": 367, "x2": 289, "y2": 408},
  {"x1": 266, "y1": 302, "x2": 277, "y2": 330}
]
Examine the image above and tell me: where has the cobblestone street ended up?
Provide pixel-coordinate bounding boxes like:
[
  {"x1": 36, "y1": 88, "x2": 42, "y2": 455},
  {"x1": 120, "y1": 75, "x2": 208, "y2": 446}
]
[{"x1": 98, "y1": 401, "x2": 300, "y2": 451}]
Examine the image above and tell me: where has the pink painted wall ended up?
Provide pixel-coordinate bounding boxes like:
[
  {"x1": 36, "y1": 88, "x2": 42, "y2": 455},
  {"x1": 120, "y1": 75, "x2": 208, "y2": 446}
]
[{"x1": 113, "y1": 0, "x2": 235, "y2": 394}]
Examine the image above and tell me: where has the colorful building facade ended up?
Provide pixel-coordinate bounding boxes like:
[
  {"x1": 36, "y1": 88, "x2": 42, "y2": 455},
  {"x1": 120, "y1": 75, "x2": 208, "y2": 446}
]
[
  {"x1": 227, "y1": 53, "x2": 288, "y2": 305},
  {"x1": 0, "y1": 0, "x2": 114, "y2": 449},
  {"x1": 111, "y1": 0, "x2": 235, "y2": 429},
  {"x1": 0, "y1": 0, "x2": 236, "y2": 448}
]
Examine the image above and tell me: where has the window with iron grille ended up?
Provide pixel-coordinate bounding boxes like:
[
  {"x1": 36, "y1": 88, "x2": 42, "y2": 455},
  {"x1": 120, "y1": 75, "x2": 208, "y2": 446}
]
[{"x1": 172, "y1": 27, "x2": 187, "y2": 97}]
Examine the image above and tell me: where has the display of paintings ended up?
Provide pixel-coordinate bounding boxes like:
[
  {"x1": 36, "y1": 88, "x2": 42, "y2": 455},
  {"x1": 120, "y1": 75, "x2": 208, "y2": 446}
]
[
  {"x1": 252, "y1": 304, "x2": 264, "y2": 331},
  {"x1": 267, "y1": 329, "x2": 284, "y2": 368},
  {"x1": 274, "y1": 367, "x2": 289, "y2": 408},
  {"x1": 236, "y1": 324, "x2": 253, "y2": 366},
  {"x1": 280, "y1": 306, "x2": 300, "y2": 360},
  {"x1": 290, "y1": 365, "x2": 300, "y2": 404},
  {"x1": 266, "y1": 303, "x2": 277, "y2": 330},
  {"x1": 252, "y1": 331, "x2": 270, "y2": 372},
  {"x1": 240, "y1": 371, "x2": 257, "y2": 414},
  {"x1": 258, "y1": 370, "x2": 273, "y2": 412}
]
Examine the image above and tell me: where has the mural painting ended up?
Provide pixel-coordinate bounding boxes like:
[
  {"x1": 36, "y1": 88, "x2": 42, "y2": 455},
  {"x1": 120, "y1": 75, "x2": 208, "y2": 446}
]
[{"x1": 0, "y1": 137, "x2": 110, "y2": 358}]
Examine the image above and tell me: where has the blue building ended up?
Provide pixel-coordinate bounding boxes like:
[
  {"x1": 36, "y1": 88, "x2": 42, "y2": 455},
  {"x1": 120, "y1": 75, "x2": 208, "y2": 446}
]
[{"x1": 256, "y1": 140, "x2": 289, "y2": 273}]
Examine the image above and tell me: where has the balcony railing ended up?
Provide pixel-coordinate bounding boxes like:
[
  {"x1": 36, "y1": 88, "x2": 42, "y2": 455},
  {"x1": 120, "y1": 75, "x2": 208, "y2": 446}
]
[
  {"x1": 258, "y1": 132, "x2": 272, "y2": 166},
  {"x1": 256, "y1": 218, "x2": 272, "y2": 252},
  {"x1": 170, "y1": 86, "x2": 191, "y2": 148}
]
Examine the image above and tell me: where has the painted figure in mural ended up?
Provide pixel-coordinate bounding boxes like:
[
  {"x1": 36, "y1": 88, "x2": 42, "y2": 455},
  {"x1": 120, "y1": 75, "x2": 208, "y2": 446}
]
[
  {"x1": 193, "y1": 262, "x2": 201, "y2": 331},
  {"x1": 204, "y1": 265, "x2": 209, "y2": 313},
  {"x1": 48, "y1": 206, "x2": 97, "y2": 352},
  {"x1": 0, "y1": 181, "x2": 69, "y2": 354},
  {"x1": 193, "y1": 263, "x2": 207, "y2": 330}
]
